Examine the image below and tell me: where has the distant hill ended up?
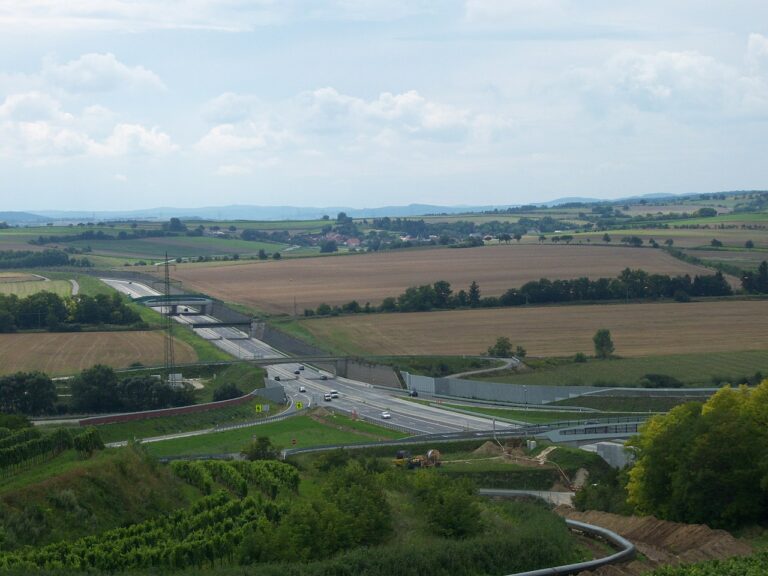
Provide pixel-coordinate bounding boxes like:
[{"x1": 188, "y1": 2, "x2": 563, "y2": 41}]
[
  {"x1": 23, "y1": 190, "x2": 757, "y2": 223},
  {"x1": 34, "y1": 203, "x2": 523, "y2": 222},
  {"x1": 0, "y1": 211, "x2": 47, "y2": 224}
]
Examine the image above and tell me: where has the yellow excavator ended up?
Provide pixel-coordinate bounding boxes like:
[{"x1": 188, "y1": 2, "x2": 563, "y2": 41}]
[{"x1": 393, "y1": 449, "x2": 441, "y2": 469}]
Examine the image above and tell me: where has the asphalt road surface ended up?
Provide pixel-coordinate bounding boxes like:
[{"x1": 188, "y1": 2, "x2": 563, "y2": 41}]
[{"x1": 102, "y1": 278, "x2": 514, "y2": 435}]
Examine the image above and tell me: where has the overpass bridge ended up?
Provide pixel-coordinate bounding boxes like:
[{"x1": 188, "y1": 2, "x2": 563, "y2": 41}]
[{"x1": 134, "y1": 294, "x2": 214, "y2": 315}]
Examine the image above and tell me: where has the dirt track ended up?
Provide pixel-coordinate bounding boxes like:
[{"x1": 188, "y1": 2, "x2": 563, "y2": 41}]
[
  {"x1": 172, "y1": 244, "x2": 715, "y2": 314},
  {"x1": 557, "y1": 508, "x2": 752, "y2": 575}
]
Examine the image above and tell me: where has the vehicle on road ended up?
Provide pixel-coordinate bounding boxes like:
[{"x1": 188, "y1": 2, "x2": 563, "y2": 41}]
[
  {"x1": 299, "y1": 365, "x2": 305, "y2": 371},
  {"x1": 330, "y1": 390, "x2": 339, "y2": 398},
  {"x1": 408, "y1": 390, "x2": 418, "y2": 397},
  {"x1": 320, "y1": 375, "x2": 328, "y2": 380},
  {"x1": 324, "y1": 393, "x2": 332, "y2": 402},
  {"x1": 294, "y1": 370, "x2": 300, "y2": 375},
  {"x1": 299, "y1": 386, "x2": 306, "y2": 393},
  {"x1": 381, "y1": 411, "x2": 391, "y2": 419},
  {"x1": 274, "y1": 375, "x2": 280, "y2": 381}
]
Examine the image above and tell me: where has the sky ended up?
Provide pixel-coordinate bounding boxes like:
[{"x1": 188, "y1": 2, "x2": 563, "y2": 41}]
[{"x1": 1, "y1": 0, "x2": 767, "y2": 211}]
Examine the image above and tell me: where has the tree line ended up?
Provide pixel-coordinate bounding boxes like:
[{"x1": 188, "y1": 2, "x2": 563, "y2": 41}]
[
  {"x1": 70, "y1": 364, "x2": 194, "y2": 413},
  {"x1": 0, "y1": 291, "x2": 142, "y2": 332},
  {"x1": 306, "y1": 268, "x2": 733, "y2": 316},
  {"x1": 0, "y1": 249, "x2": 90, "y2": 269},
  {"x1": 0, "y1": 365, "x2": 195, "y2": 416}
]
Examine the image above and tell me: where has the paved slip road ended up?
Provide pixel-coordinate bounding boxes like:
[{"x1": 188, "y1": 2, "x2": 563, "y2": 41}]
[{"x1": 102, "y1": 278, "x2": 516, "y2": 436}]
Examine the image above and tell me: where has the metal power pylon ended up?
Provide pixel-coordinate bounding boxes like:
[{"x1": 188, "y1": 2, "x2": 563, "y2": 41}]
[{"x1": 163, "y1": 252, "x2": 176, "y2": 379}]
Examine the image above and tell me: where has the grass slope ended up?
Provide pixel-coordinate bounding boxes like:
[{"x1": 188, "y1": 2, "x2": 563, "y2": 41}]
[
  {"x1": 0, "y1": 447, "x2": 194, "y2": 550},
  {"x1": 145, "y1": 414, "x2": 408, "y2": 458},
  {"x1": 472, "y1": 350, "x2": 768, "y2": 387}
]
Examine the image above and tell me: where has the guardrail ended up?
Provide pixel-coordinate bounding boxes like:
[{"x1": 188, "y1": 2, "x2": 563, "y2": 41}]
[
  {"x1": 503, "y1": 519, "x2": 635, "y2": 576},
  {"x1": 213, "y1": 405, "x2": 309, "y2": 432}
]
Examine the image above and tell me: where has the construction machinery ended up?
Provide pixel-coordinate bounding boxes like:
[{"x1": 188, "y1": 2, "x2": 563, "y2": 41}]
[{"x1": 393, "y1": 449, "x2": 441, "y2": 469}]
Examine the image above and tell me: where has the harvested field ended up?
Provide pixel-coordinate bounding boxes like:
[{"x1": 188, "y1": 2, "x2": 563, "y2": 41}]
[
  {"x1": 173, "y1": 244, "x2": 715, "y2": 314},
  {"x1": 558, "y1": 508, "x2": 751, "y2": 575},
  {"x1": 0, "y1": 273, "x2": 41, "y2": 282},
  {"x1": 298, "y1": 300, "x2": 768, "y2": 357},
  {"x1": 0, "y1": 279, "x2": 72, "y2": 297},
  {"x1": 0, "y1": 331, "x2": 197, "y2": 376}
]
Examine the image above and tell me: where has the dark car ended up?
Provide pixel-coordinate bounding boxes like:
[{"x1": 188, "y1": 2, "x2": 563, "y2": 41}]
[
  {"x1": 408, "y1": 390, "x2": 418, "y2": 397},
  {"x1": 274, "y1": 375, "x2": 280, "y2": 381}
]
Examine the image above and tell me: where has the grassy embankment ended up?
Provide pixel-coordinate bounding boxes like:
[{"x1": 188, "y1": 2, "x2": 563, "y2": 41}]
[
  {"x1": 144, "y1": 412, "x2": 409, "y2": 458},
  {"x1": 471, "y1": 350, "x2": 768, "y2": 388}
]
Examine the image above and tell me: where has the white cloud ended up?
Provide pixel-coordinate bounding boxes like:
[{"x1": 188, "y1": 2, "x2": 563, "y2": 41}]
[
  {"x1": 575, "y1": 39, "x2": 768, "y2": 119},
  {"x1": 747, "y1": 33, "x2": 768, "y2": 74},
  {"x1": 300, "y1": 87, "x2": 501, "y2": 141},
  {"x1": 0, "y1": 0, "x2": 284, "y2": 32},
  {"x1": 95, "y1": 124, "x2": 178, "y2": 156},
  {"x1": 196, "y1": 121, "x2": 295, "y2": 154},
  {"x1": 0, "y1": 91, "x2": 72, "y2": 122},
  {"x1": 202, "y1": 92, "x2": 261, "y2": 123},
  {"x1": 196, "y1": 87, "x2": 507, "y2": 168},
  {"x1": 0, "y1": 92, "x2": 177, "y2": 162},
  {"x1": 42, "y1": 53, "x2": 165, "y2": 93}
]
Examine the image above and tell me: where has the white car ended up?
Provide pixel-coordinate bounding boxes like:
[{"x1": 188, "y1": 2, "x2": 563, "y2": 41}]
[
  {"x1": 381, "y1": 411, "x2": 391, "y2": 419},
  {"x1": 299, "y1": 386, "x2": 306, "y2": 393},
  {"x1": 330, "y1": 390, "x2": 339, "y2": 398}
]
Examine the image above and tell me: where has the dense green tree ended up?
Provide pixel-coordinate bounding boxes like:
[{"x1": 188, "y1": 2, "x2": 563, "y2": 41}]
[
  {"x1": 0, "y1": 372, "x2": 56, "y2": 415},
  {"x1": 628, "y1": 381, "x2": 768, "y2": 528},
  {"x1": 487, "y1": 336, "x2": 513, "y2": 357},
  {"x1": 320, "y1": 240, "x2": 338, "y2": 253},
  {"x1": 468, "y1": 281, "x2": 481, "y2": 307},
  {"x1": 593, "y1": 329, "x2": 615, "y2": 359},
  {"x1": 70, "y1": 365, "x2": 120, "y2": 412},
  {"x1": 242, "y1": 437, "x2": 279, "y2": 461}
]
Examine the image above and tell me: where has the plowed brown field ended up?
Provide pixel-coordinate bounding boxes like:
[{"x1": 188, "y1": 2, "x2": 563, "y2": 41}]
[
  {"x1": 0, "y1": 331, "x2": 197, "y2": 376},
  {"x1": 173, "y1": 245, "x2": 717, "y2": 314},
  {"x1": 298, "y1": 300, "x2": 768, "y2": 357}
]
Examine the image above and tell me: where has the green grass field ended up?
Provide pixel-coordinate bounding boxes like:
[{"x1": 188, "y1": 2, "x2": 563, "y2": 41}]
[
  {"x1": 439, "y1": 404, "x2": 641, "y2": 422},
  {"x1": 470, "y1": 350, "x2": 768, "y2": 388},
  {"x1": 66, "y1": 236, "x2": 288, "y2": 260},
  {"x1": 0, "y1": 279, "x2": 72, "y2": 297},
  {"x1": 552, "y1": 395, "x2": 705, "y2": 412},
  {"x1": 95, "y1": 397, "x2": 282, "y2": 443},
  {"x1": 144, "y1": 414, "x2": 408, "y2": 458}
]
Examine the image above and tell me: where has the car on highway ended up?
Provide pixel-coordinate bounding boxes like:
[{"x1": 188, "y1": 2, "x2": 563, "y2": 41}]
[
  {"x1": 408, "y1": 390, "x2": 418, "y2": 397},
  {"x1": 299, "y1": 365, "x2": 305, "y2": 371},
  {"x1": 320, "y1": 375, "x2": 328, "y2": 380},
  {"x1": 381, "y1": 411, "x2": 391, "y2": 419},
  {"x1": 330, "y1": 390, "x2": 339, "y2": 398},
  {"x1": 299, "y1": 386, "x2": 306, "y2": 393},
  {"x1": 294, "y1": 370, "x2": 300, "y2": 375},
  {"x1": 274, "y1": 375, "x2": 280, "y2": 381},
  {"x1": 324, "y1": 393, "x2": 332, "y2": 402}
]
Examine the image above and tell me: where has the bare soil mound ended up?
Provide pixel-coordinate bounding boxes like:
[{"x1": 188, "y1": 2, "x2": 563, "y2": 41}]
[
  {"x1": 473, "y1": 441, "x2": 503, "y2": 456},
  {"x1": 556, "y1": 508, "x2": 752, "y2": 575}
]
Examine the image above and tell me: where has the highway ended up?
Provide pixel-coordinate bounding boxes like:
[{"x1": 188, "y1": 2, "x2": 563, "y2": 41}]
[{"x1": 102, "y1": 278, "x2": 515, "y2": 435}]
